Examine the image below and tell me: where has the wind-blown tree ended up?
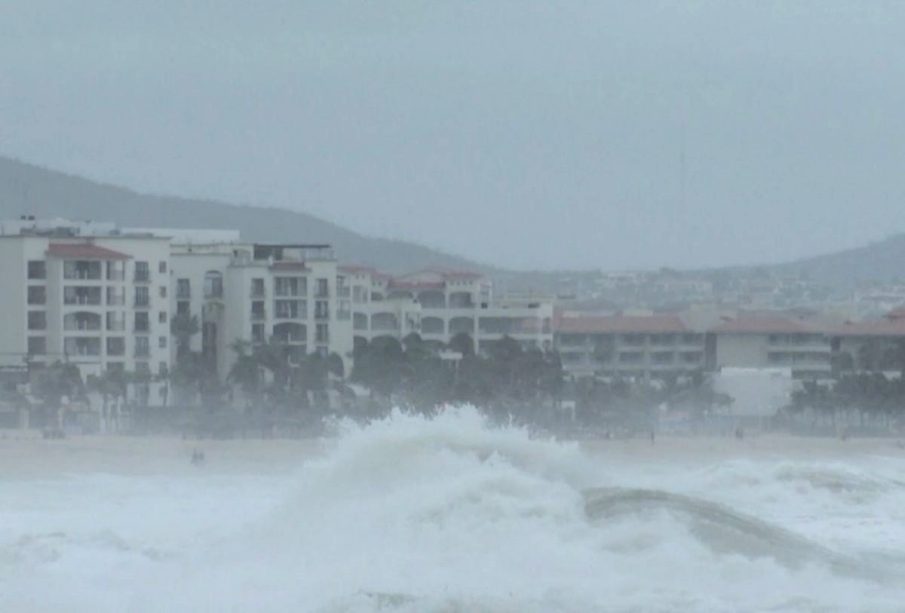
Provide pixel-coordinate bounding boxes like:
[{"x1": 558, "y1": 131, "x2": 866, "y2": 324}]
[
  {"x1": 86, "y1": 368, "x2": 129, "y2": 417},
  {"x1": 170, "y1": 313, "x2": 200, "y2": 359},
  {"x1": 352, "y1": 336, "x2": 406, "y2": 398},
  {"x1": 170, "y1": 350, "x2": 219, "y2": 406},
  {"x1": 228, "y1": 340, "x2": 263, "y2": 408},
  {"x1": 31, "y1": 361, "x2": 84, "y2": 427},
  {"x1": 448, "y1": 332, "x2": 475, "y2": 358}
]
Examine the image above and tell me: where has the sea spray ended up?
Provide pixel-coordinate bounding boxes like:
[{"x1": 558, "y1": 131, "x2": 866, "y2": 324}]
[{"x1": 2, "y1": 407, "x2": 905, "y2": 612}]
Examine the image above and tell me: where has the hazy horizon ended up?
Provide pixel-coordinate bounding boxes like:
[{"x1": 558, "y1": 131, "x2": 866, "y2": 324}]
[{"x1": 4, "y1": 2, "x2": 905, "y2": 270}]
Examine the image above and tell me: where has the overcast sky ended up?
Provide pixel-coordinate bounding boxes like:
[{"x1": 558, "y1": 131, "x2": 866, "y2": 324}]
[{"x1": 2, "y1": 1, "x2": 905, "y2": 270}]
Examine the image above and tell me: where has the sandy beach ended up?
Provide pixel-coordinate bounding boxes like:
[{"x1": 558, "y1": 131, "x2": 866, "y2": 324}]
[{"x1": 3, "y1": 428, "x2": 904, "y2": 478}]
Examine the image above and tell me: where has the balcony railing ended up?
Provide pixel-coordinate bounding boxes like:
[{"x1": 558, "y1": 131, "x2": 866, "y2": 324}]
[
  {"x1": 134, "y1": 271, "x2": 151, "y2": 283},
  {"x1": 64, "y1": 297, "x2": 102, "y2": 306}
]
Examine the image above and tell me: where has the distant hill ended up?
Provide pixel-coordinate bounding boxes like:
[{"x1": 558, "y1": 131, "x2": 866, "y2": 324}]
[
  {"x1": 770, "y1": 235, "x2": 905, "y2": 287},
  {"x1": 0, "y1": 156, "x2": 489, "y2": 274},
  {"x1": 2, "y1": 155, "x2": 902, "y2": 289}
]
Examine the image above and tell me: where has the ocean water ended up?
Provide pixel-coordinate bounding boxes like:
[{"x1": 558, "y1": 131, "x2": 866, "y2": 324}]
[{"x1": 2, "y1": 408, "x2": 905, "y2": 612}]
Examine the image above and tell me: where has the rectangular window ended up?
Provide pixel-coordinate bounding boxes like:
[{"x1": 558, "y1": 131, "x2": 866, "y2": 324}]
[
  {"x1": 159, "y1": 311, "x2": 168, "y2": 324},
  {"x1": 134, "y1": 286, "x2": 150, "y2": 307},
  {"x1": 274, "y1": 300, "x2": 299, "y2": 319},
  {"x1": 159, "y1": 261, "x2": 167, "y2": 274},
  {"x1": 134, "y1": 311, "x2": 150, "y2": 333},
  {"x1": 28, "y1": 311, "x2": 46, "y2": 330},
  {"x1": 64, "y1": 260, "x2": 101, "y2": 280},
  {"x1": 106, "y1": 312, "x2": 125, "y2": 331},
  {"x1": 64, "y1": 337, "x2": 101, "y2": 356},
  {"x1": 106, "y1": 337, "x2": 126, "y2": 356},
  {"x1": 252, "y1": 323, "x2": 266, "y2": 344},
  {"x1": 316, "y1": 323, "x2": 329, "y2": 344},
  {"x1": 316, "y1": 278, "x2": 329, "y2": 298},
  {"x1": 159, "y1": 336, "x2": 167, "y2": 349},
  {"x1": 27, "y1": 260, "x2": 46, "y2": 280},
  {"x1": 251, "y1": 278, "x2": 265, "y2": 297},
  {"x1": 134, "y1": 261, "x2": 150, "y2": 282},
  {"x1": 106, "y1": 261, "x2": 125, "y2": 281},
  {"x1": 107, "y1": 286, "x2": 125, "y2": 306},
  {"x1": 27, "y1": 286, "x2": 46, "y2": 305},
  {"x1": 135, "y1": 336, "x2": 150, "y2": 357},
  {"x1": 159, "y1": 286, "x2": 167, "y2": 298},
  {"x1": 177, "y1": 301, "x2": 190, "y2": 315},
  {"x1": 27, "y1": 336, "x2": 46, "y2": 355},
  {"x1": 315, "y1": 300, "x2": 329, "y2": 319},
  {"x1": 64, "y1": 287, "x2": 102, "y2": 305},
  {"x1": 251, "y1": 300, "x2": 266, "y2": 319},
  {"x1": 275, "y1": 276, "x2": 304, "y2": 297},
  {"x1": 337, "y1": 300, "x2": 351, "y2": 320},
  {"x1": 176, "y1": 278, "x2": 191, "y2": 299}
]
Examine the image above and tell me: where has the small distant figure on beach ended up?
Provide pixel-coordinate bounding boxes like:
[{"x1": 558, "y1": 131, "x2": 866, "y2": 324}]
[
  {"x1": 649, "y1": 430, "x2": 655, "y2": 445},
  {"x1": 734, "y1": 427, "x2": 744, "y2": 441},
  {"x1": 191, "y1": 449, "x2": 206, "y2": 466}
]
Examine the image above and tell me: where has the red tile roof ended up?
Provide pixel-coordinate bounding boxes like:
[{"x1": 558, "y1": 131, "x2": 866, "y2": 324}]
[
  {"x1": 828, "y1": 317, "x2": 905, "y2": 338},
  {"x1": 46, "y1": 243, "x2": 131, "y2": 260},
  {"x1": 710, "y1": 316, "x2": 818, "y2": 334},
  {"x1": 556, "y1": 314, "x2": 688, "y2": 334}
]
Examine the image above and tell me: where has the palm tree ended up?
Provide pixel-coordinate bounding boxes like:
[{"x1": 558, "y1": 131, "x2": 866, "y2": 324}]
[
  {"x1": 228, "y1": 340, "x2": 262, "y2": 407},
  {"x1": 170, "y1": 313, "x2": 200, "y2": 358}
]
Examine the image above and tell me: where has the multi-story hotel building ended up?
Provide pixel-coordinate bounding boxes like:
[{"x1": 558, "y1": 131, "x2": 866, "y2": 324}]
[
  {"x1": 341, "y1": 267, "x2": 554, "y2": 354},
  {"x1": 555, "y1": 310, "x2": 834, "y2": 382},
  {"x1": 555, "y1": 313, "x2": 707, "y2": 380},
  {"x1": 169, "y1": 238, "x2": 353, "y2": 380},
  {"x1": 0, "y1": 218, "x2": 172, "y2": 405}
]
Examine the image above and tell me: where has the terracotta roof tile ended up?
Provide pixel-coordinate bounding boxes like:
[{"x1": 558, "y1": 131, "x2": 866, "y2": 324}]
[
  {"x1": 46, "y1": 243, "x2": 131, "y2": 260},
  {"x1": 556, "y1": 314, "x2": 687, "y2": 334}
]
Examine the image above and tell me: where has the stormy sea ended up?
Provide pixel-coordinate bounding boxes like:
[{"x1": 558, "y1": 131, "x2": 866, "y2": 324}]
[{"x1": 2, "y1": 408, "x2": 905, "y2": 612}]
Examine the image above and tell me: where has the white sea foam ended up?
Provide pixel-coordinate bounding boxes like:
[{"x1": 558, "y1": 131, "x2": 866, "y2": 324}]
[{"x1": 2, "y1": 407, "x2": 904, "y2": 612}]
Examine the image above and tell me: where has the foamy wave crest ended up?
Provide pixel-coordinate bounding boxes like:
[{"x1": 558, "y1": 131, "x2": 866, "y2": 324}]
[{"x1": 4, "y1": 406, "x2": 905, "y2": 612}]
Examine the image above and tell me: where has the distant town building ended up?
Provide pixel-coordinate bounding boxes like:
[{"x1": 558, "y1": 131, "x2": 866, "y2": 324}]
[{"x1": 555, "y1": 312, "x2": 707, "y2": 380}]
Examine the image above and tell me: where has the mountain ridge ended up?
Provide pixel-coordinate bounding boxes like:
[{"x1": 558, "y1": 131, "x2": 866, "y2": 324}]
[
  {"x1": 2, "y1": 154, "x2": 903, "y2": 288},
  {"x1": 0, "y1": 155, "x2": 491, "y2": 275}
]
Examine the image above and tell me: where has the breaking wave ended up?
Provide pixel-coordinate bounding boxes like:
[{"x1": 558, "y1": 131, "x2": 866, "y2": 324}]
[{"x1": 2, "y1": 407, "x2": 905, "y2": 612}]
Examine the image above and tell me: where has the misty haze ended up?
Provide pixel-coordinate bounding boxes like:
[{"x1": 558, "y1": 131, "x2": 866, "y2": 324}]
[{"x1": 2, "y1": 3, "x2": 905, "y2": 612}]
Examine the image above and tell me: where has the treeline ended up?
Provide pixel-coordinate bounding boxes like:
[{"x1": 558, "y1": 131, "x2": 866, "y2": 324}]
[
  {"x1": 792, "y1": 372, "x2": 905, "y2": 429},
  {"x1": 351, "y1": 333, "x2": 564, "y2": 418}
]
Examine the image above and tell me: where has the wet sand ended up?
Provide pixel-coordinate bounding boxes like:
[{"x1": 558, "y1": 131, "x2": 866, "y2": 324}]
[{"x1": 2, "y1": 429, "x2": 903, "y2": 478}]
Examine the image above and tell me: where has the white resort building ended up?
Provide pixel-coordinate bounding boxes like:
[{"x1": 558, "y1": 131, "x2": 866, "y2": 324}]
[
  {"x1": 0, "y1": 218, "x2": 172, "y2": 405},
  {"x1": 168, "y1": 239, "x2": 353, "y2": 381},
  {"x1": 341, "y1": 267, "x2": 554, "y2": 354}
]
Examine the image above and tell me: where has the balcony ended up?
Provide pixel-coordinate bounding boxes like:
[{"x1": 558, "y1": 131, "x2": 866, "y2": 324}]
[
  {"x1": 134, "y1": 296, "x2": 150, "y2": 308},
  {"x1": 251, "y1": 309, "x2": 267, "y2": 321},
  {"x1": 64, "y1": 337, "x2": 102, "y2": 358},
  {"x1": 64, "y1": 262, "x2": 102, "y2": 281},
  {"x1": 64, "y1": 313, "x2": 102, "y2": 332},
  {"x1": 134, "y1": 271, "x2": 151, "y2": 283},
  {"x1": 63, "y1": 289, "x2": 103, "y2": 307}
]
